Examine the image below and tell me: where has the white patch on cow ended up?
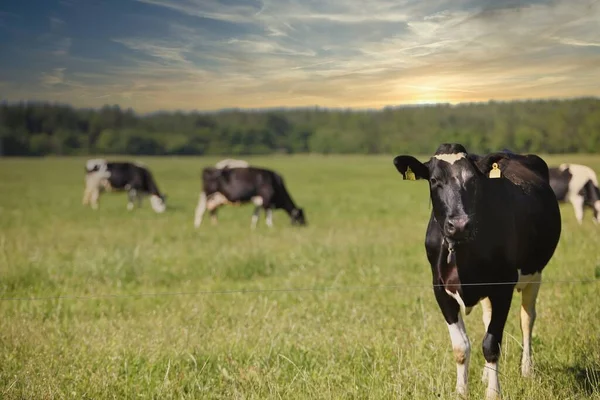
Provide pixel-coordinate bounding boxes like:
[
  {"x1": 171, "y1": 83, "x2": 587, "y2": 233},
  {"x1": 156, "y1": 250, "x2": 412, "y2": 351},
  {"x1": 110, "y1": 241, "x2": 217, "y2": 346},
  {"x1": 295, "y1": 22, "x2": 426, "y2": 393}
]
[
  {"x1": 484, "y1": 362, "x2": 501, "y2": 400},
  {"x1": 447, "y1": 318, "x2": 471, "y2": 397},
  {"x1": 515, "y1": 271, "x2": 540, "y2": 292},
  {"x1": 86, "y1": 158, "x2": 107, "y2": 173},
  {"x1": 215, "y1": 159, "x2": 249, "y2": 169},
  {"x1": 251, "y1": 196, "x2": 263, "y2": 207},
  {"x1": 434, "y1": 152, "x2": 467, "y2": 165},
  {"x1": 150, "y1": 195, "x2": 166, "y2": 213},
  {"x1": 560, "y1": 163, "x2": 600, "y2": 224},
  {"x1": 206, "y1": 193, "x2": 229, "y2": 211},
  {"x1": 83, "y1": 166, "x2": 111, "y2": 209},
  {"x1": 560, "y1": 163, "x2": 600, "y2": 186},
  {"x1": 445, "y1": 289, "x2": 473, "y2": 316},
  {"x1": 266, "y1": 209, "x2": 273, "y2": 227},
  {"x1": 127, "y1": 202, "x2": 134, "y2": 211}
]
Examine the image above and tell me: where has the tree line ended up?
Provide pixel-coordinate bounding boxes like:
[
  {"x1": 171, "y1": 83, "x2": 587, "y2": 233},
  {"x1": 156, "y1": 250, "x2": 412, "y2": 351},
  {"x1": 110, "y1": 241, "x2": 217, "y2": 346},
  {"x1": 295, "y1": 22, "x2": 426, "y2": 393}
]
[{"x1": 1, "y1": 97, "x2": 600, "y2": 156}]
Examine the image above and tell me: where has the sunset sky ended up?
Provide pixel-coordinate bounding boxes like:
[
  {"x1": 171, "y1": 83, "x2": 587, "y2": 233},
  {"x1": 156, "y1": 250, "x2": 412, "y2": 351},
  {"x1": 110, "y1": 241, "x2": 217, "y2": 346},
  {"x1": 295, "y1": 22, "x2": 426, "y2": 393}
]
[{"x1": 1, "y1": 0, "x2": 599, "y2": 113}]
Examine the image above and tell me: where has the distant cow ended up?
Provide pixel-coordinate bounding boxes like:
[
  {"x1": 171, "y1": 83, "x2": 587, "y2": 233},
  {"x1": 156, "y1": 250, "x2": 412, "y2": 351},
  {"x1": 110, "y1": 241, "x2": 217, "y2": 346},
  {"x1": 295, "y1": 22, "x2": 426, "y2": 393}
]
[
  {"x1": 82, "y1": 159, "x2": 167, "y2": 213},
  {"x1": 549, "y1": 163, "x2": 600, "y2": 224},
  {"x1": 194, "y1": 166, "x2": 306, "y2": 229},
  {"x1": 393, "y1": 144, "x2": 561, "y2": 400}
]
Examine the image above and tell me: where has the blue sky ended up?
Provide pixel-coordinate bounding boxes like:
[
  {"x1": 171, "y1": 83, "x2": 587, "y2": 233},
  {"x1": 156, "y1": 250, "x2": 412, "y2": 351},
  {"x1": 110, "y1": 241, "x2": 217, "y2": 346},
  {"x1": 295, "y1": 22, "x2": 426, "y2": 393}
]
[{"x1": 1, "y1": 0, "x2": 599, "y2": 113}]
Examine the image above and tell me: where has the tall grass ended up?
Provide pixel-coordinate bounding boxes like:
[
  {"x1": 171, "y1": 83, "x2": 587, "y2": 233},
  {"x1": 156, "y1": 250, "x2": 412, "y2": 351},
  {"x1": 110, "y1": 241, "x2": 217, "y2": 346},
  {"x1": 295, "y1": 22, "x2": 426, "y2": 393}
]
[{"x1": 1, "y1": 154, "x2": 599, "y2": 399}]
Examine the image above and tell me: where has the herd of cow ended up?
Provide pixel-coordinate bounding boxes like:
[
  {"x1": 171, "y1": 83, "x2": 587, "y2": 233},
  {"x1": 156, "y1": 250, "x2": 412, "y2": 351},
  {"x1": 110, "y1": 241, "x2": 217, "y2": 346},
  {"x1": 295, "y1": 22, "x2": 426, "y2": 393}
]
[{"x1": 81, "y1": 145, "x2": 599, "y2": 400}]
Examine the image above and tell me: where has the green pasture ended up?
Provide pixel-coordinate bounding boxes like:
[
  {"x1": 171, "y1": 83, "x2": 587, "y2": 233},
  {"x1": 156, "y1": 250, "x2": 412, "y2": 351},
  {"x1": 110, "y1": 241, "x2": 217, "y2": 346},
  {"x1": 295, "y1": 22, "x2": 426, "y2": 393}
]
[{"x1": 1, "y1": 154, "x2": 599, "y2": 399}]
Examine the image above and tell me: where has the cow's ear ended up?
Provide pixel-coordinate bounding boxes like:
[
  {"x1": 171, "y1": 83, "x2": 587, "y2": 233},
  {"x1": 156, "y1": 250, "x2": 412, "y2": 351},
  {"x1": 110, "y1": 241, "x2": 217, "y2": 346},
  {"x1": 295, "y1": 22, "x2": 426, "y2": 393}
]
[{"x1": 393, "y1": 156, "x2": 430, "y2": 180}]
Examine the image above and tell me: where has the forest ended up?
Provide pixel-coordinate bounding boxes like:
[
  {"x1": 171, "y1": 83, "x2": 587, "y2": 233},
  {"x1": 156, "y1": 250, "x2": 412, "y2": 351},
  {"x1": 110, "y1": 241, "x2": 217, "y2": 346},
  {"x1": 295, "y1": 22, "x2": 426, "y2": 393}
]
[{"x1": 1, "y1": 97, "x2": 600, "y2": 156}]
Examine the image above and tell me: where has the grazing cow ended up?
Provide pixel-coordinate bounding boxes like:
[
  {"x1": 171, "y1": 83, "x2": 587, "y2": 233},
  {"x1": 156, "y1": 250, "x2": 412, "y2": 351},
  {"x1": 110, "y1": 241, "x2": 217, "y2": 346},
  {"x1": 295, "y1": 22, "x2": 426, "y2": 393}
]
[
  {"x1": 393, "y1": 144, "x2": 561, "y2": 400},
  {"x1": 194, "y1": 166, "x2": 306, "y2": 229},
  {"x1": 82, "y1": 159, "x2": 167, "y2": 213},
  {"x1": 549, "y1": 163, "x2": 600, "y2": 224}
]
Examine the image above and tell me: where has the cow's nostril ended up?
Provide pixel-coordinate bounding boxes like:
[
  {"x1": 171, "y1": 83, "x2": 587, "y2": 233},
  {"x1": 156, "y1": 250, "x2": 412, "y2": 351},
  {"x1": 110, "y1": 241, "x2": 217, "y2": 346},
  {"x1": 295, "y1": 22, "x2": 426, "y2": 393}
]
[{"x1": 446, "y1": 220, "x2": 457, "y2": 234}]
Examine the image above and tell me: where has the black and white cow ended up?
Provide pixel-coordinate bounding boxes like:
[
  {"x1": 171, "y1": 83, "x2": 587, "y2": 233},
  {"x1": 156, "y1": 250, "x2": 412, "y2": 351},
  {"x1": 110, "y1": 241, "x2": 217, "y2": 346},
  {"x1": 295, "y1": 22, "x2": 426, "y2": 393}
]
[
  {"x1": 82, "y1": 159, "x2": 167, "y2": 213},
  {"x1": 549, "y1": 163, "x2": 600, "y2": 224},
  {"x1": 193, "y1": 166, "x2": 306, "y2": 229},
  {"x1": 393, "y1": 144, "x2": 561, "y2": 400}
]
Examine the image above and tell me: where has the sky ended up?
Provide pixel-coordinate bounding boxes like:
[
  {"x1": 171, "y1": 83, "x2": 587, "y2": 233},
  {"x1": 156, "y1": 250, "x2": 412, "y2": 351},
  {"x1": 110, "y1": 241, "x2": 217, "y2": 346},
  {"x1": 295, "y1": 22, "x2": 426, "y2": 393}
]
[{"x1": 0, "y1": 0, "x2": 599, "y2": 113}]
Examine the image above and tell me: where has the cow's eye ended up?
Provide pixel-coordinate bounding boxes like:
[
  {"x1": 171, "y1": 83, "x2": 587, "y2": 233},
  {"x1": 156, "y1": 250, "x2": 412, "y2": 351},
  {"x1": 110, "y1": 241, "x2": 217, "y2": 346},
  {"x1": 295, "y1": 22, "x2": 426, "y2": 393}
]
[{"x1": 430, "y1": 177, "x2": 438, "y2": 186}]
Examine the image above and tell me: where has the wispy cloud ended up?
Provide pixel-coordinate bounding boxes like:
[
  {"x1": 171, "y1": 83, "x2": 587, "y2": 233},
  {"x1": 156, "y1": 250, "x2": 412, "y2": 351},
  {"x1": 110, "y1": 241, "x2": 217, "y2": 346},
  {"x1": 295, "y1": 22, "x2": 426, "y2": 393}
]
[
  {"x1": 2, "y1": 0, "x2": 599, "y2": 112},
  {"x1": 40, "y1": 68, "x2": 66, "y2": 86}
]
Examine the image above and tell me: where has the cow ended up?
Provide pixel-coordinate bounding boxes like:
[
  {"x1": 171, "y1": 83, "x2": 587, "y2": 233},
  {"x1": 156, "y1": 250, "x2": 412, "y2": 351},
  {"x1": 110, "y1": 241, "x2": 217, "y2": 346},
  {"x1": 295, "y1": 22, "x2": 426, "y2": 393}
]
[
  {"x1": 549, "y1": 163, "x2": 600, "y2": 224},
  {"x1": 82, "y1": 159, "x2": 167, "y2": 213},
  {"x1": 392, "y1": 143, "x2": 561, "y2": 400},
  {"x1": 193, "y1": 166, "x2": 306, "y2": 229}
]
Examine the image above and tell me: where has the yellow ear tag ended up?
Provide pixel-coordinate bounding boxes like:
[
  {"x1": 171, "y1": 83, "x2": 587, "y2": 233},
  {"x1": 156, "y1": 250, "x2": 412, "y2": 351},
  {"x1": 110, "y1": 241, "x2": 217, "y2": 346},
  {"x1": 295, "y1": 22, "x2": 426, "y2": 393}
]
[
  {"x1": 489, "y1": 163, "x2": 501, "y2": 179},
  {"x1": 405, "y1": 166, "x2": 416, "y2": 181}
]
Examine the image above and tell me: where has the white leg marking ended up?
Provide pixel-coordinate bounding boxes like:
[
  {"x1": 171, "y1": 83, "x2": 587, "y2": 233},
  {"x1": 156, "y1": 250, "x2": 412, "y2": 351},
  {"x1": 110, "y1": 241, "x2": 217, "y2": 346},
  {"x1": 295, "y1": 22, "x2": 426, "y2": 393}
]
[
  {"x1": 447, "y1": 317, "x2": 471, "y2": 397},
  {"x1": 569, "y1": 194, "x2": 584, "y2": 224},
  {"x1": 594, "y1": 200, "x2": 600, "y2": 224},
  {"x1": 266, "y1": 209, "x2": 273, "y2": 227},
  {"x1": 251, "y1": 207, "x2": 260, "y2": 229},
  {"x1": 90, "y1": 188, "x2": 100, "y2": 210},
  {"x1": 520, "y1": 274, "x2": 541, "y2": 378},
  {"x1": 480, "y1": 297, "x2": 493, "y2": 384},
  {"x1": 484, "y1": 362, "x2": 501, "y2": 400},
  {"x1": 194, "y1": 191, "x2": 207, "y2": 228}
]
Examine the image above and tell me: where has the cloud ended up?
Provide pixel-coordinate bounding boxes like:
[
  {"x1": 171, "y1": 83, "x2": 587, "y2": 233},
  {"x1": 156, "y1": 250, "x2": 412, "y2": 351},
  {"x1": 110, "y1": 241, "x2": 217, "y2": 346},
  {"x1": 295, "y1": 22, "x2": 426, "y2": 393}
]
[
  {"x1": 40, "y1": 68, "x2": 66, "y2": 86},
  {"x1": 50, "y1": 16, "x2": 65, "y2": 30},
  {"x1": 3, "y1": 0, "x2": 600, "y2": 112}
]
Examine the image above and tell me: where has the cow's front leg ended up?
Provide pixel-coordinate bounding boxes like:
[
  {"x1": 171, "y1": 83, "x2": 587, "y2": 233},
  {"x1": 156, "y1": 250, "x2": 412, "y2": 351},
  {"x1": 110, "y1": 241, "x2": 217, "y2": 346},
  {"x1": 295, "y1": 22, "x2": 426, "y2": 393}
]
[
  {"x1": 482, "y1": 287, "x2": 513, "y2": 400},
  {"x1": 434, "y1": 284, "x2": 470, "y2": 398},
  {"x1": 127, "y1": 189, "x2": 137, "y2": 211}
]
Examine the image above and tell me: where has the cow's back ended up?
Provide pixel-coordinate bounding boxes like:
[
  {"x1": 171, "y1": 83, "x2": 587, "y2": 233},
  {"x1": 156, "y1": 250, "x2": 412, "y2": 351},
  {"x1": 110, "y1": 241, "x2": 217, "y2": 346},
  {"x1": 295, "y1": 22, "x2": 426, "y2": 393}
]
[{"x1": 482, "y1": 154, "x2": 561, "y2": 274}]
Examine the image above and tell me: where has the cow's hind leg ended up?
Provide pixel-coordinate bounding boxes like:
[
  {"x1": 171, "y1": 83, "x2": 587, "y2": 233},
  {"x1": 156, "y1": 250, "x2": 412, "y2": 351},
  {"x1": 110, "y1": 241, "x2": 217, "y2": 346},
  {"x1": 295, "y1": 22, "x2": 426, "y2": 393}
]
[
  {"x1": 265, "y1": 208, "x2": 274, "y2": 228},
  {"x1": 251, "y1": 207, "x2": 260, "y2": 229},
  {"x1": 251, "y1": 196, "x2": 264, "y2": 229},
  {"x1": 480, "y1": 297, "x2": 493, "y2": 384},
  {"x1": 434, "y1": 285, "x2": 470, "y2": 398},
  {"x1": 520, "y1": 274, "x2": 541, "y2": 378},
  {"x1": 569, "y1": 194, "x2": 584, "y2": 224},
  {"x1": 482, "y1": 288, "x2": 513, "y2": 400},
  {"x1": 194, "y1": 191, "x2": 207, "y2": 228},
  {"x1": 90, "y1": 188, "x2": 100, "y2": 210}
]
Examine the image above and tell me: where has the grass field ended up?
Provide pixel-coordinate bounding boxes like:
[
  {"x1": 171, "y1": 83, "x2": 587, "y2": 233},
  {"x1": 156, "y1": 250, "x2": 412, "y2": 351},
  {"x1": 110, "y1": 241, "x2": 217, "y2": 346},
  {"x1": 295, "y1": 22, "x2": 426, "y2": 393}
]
[{"x1": 1, "y1": 153, "x2": 599, "y2": 399}]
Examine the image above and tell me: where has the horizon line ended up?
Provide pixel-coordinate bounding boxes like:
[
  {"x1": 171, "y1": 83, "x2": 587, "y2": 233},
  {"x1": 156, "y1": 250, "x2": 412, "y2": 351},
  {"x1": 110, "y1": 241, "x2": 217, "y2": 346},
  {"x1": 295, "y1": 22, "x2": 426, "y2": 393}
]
[{"x1": 2, "y1": 95, "x2": 599, "y2": 116}]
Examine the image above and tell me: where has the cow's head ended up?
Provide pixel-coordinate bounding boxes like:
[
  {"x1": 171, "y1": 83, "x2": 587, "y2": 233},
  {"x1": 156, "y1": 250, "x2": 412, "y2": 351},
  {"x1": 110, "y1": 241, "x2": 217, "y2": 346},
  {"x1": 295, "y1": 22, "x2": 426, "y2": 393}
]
[
  {"x1": 150, "y1": 193, "x2": 167, "y2": 213},
  {"x1": 393, "y1": 143, "x2": 490, "y2": 244},
  {"x1": 291, "y1": 208, "x2": 307, "y2": 226}
]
